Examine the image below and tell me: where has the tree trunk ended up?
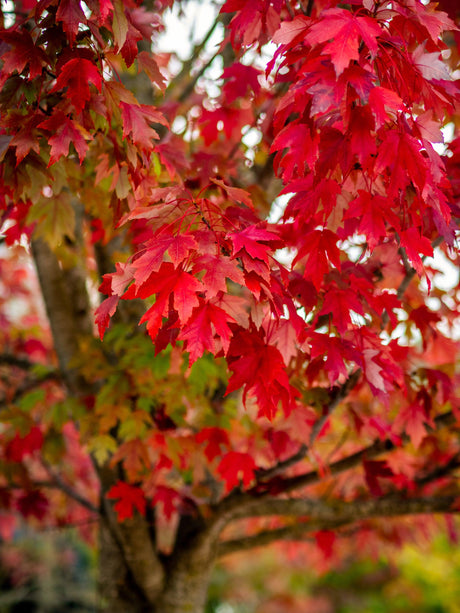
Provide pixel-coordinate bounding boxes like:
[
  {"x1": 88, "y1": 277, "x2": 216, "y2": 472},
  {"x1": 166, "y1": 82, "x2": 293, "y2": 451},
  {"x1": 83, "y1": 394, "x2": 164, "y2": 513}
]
[
  {"x1": 98, "y1": 518, "x2": 154, "y2": 613},
  {"x1": 154, "y1": 555, "x2": 215, "y2": 613},
  {"x1": 32, "y1": 217, "x2": 220, "y2": 613},
  {"x1": 98, "y1": 520, "x2": 216, "y2": 613}
]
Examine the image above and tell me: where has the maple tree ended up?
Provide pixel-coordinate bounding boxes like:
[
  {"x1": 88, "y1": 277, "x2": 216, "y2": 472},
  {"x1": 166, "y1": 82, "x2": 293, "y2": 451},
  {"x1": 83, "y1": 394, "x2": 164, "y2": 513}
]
[{"x1": 0, "y1": 0, "x2": 459, "y2": 611}]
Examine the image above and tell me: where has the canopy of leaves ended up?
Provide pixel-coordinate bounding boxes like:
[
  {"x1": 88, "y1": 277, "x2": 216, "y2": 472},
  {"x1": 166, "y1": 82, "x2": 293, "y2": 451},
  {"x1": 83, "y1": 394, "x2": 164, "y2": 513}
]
[{"x1": 0, "y1": 0, "x2": 459, "y2": 609}]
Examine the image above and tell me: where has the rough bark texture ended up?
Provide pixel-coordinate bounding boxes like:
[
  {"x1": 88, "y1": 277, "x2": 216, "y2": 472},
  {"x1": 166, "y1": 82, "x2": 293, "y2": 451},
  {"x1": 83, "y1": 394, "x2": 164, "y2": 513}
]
[
  {"x1": 155, "y1": 526, "x2": 222, "y2": 613},
  {"x1": 98, "y1": 518, "x2": 152, "y2": 613}
]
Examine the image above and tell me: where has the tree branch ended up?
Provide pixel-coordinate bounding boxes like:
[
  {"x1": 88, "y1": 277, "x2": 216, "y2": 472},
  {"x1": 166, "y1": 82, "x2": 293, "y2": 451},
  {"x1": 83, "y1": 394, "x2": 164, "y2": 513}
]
[
  {"x1": 0, "y1": 355, "x2": 38, "y2": 370},
  {"x1": 308, "y1": 369, "x2": 362, "y2": 446},
  {"x1": 0, "y1": 369, "x2": 62, "y2": 412},
  {"x1": 415, "y1": 453, "x2": 460, "y2": 487},
  {"x1": 165, "y1": 13, "x2": 223, "y2": 103},
  {"x1": 41, "y1": 463, "x2": 100, "y2": 515},
  {"x1": 216, "y1": 410, "x2": 457, "y2": 524},
  {"x1": 31, "y1": 239, "x2": 92, "y2": 393},
  {"x1": 255, "y1": 369, "x2": 362, "y2": 482},
  {"x1": 261, "y1": 409, "x2": 456, "y2": 497},
  {"x1": 218, "y1": 521, "x2": 346, "y2": 557},
  {"x1": 218, "y1": 494, "x2": 459, "y2": 556},
  {"x1": 98, "y1": 465, "x2": 166, "y2": 604}
]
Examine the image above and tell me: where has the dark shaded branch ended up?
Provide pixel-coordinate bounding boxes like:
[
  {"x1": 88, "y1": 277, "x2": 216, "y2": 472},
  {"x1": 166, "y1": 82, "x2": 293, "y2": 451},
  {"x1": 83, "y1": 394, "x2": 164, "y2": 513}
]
[
  {"x1": 219, "y1": 521, "x2": 346, "y2": 556},
  {"x1": 255, "y1": 444, "x2": 308, "y2": 481},
  {"x1": 305, "y1": 0, "x2": 314, "y2": 17},
  {"x1": 178, "y1": 49, "x2": 221, "y2": 104},
  {"x1": 0, "y1": 355, "x2": 37, "y2": 370},
  {"x1": 32, "y1": 235, "x2": 166, "y2": 603},
  {"x1": 230, "y1": 493, "x2": 459, "y2": 521},
  {"x1": 218, "y1": 494, "x2": 459, "y2": 556},
  {"x1": 415, "y1": 453, "x2": 460, "y2": 487}
]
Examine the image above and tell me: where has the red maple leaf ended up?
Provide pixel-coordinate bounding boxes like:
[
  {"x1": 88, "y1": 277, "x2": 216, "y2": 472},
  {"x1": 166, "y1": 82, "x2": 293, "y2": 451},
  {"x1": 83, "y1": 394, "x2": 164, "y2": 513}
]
[
  {"x1": 309, "y1": 334, "x2": 359, "y2": 385},
  {"x1": 221, "y1": 0, "x2": 263, "y2": 46},
  {"x1": 178, "y1": 300, "x2": 235, "y2": 364},
  {"x1": 10, "y1": 113, "x2": 43, "y2": 164},
  {"x1": 305, "y1": 8, "x2": 382, "y2": 75},
  {"x1": 56, "y1": 0, "x2": 87, "y2": 46},
  {"x1": 120, "y1": 16, "x2": 143, "y2": 68},
  {"x1": 222, "y1": 63, "x2": 261, "y2": 103},
  {"x1": 217, "y1": 451, "x2": 257, "y2": 493},
  {"x1": 227, "y1": 330, "x2": 295, "y2": 419},
  {"x1": 120, "y1": 103, "x2": 167, "y2": 150},
  {"x1": 52, "y1": 58, "x2": 102, "y2": 113},
  {"x1": 195, "y1": 428, "x2": 230, "y2": 462},
  {"x1": 399, "y1": 228, "x2": 433, "y2": 276},
  {"x1": 137, "y1": 51, "x2": 166, "y2": 91},
  {"x1": 193, "y1": 254, "x2": 245, "y2": 298},
  {"x1": 5, "y1": 426, "x2": 43, "y2": 462},
  {"x1": 132, "y1": 234, "x2": 197, "y2": 285},
  {"x1": 368, "y1": 86, "x2": 404, "y2": 129},
  {"x1": 0, "y1": 30, "x2": 49, "y2": 79},
  {"x1": 270, "y1": 318, "x2": 298, "y2": 365},
  {"x1": 210, "y1": 178, "x2": 254, "y2": 208},
  {"x1": 133, "y1": 262, "x2": 202, "y2": 339},
  {"x1": 375, "y1": 130, "x2": 428, "y2": 196},
  {"x1": 38, "y1": 112, "x2": 91, "y2": 165},
  {"x1": 400, "y1": 405, "x2": 433, "y2": 449},
  {"x1": 346, "y1": 191, "x2": 400, "y2": 250},
  {"x1": 272, "y1": 14, "x2": 310, "y2": 46},
  {"x1": 271, "y1": 122, "x2": 319, "y2": 181},
  {"x1": 412, "y1": 43, "x2": 451, "y2": 81},
  {"x1": 228, "y1": 226, "x2": 279, "y2": 263},
  {"x1": 95, "y1": 295, "x2": 119, "y2": 339},
  {"x1": 320, "y1": 286, "x2": 365, "y2": 334},
  {"x1": 16, "y1": 490, "x2": 49, "y2": 520},
  {"x1": 363, "y1": 459, "x2": 394, "y2": 497},
  {"x1": 152, "y1": 485, "x2": 180, "y2": 521},
  {"x1": 293, "y1": 229, "x2": 341, "y2": 290},
  {"x1": 107, "y1": 481, "x2": 146, "y2": 521},
  {"x1": 85, "y1": 0, "x2": 113, "y2": 24}
]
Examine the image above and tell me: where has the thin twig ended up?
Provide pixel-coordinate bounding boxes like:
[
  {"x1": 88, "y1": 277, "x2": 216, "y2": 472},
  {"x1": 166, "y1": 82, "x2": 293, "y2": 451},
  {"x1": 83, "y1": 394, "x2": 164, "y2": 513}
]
[
  {"x1": 254, "y1": 369, "x2": 362, "y2": 483},
  {"x1": 268, "y1": 409, "x2": 456, "y2": 496},
  {"x1": 41, "y1": 462, "x2": 100, "y2": 515},
  {"x1": 165, "y1": 14, "x2": 222, "y2": 102}
]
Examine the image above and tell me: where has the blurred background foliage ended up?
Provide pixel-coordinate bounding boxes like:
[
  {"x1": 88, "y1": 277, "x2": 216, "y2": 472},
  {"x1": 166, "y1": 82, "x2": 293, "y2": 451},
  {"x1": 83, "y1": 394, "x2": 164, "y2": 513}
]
[
  {"x1": 0, "y1": 528, "x2": 97, "y2": 613},
  {"x1": 205, "y1": 532, "x2": 460, "y2": 613},
  {"x1": 1, "y1": 526, "x2": 460, "y2": 612}
]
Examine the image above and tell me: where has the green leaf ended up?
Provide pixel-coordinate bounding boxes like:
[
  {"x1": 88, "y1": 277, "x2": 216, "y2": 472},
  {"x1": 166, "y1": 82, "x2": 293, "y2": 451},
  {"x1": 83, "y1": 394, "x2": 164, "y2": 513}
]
[
  {"x1": 88, "y1": 434, "x2": 118, "y2": 465},
  {"x1": 17, "y1": 389, "x2": 46, "y2": 412},
  {"x1": 27, "y1": 191, "x2": 75, "y2": 246},
  {"x1": 42, "y1": 430, "x2": 66, "y2": 463},
  {"x1": 45, "y1": 398, "x2": 85, "y2": 428},
  {"x1": 188, "y1": 355, "x2": 227, "y2": 397}
]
